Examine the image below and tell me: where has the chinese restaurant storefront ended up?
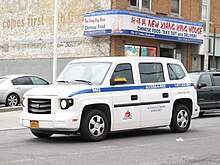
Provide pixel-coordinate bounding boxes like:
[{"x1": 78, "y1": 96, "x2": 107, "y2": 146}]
[{"x1": 84, "y1": 10, "x2": 203, "y2": 70}]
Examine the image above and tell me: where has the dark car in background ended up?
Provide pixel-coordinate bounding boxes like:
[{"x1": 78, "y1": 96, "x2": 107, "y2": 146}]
[
  {"x1": 189, "y1": 71, "x2": 220, "y2": 116},
  {"x1": 0, "y1": 74, "x2": 49, "y2": 106}
]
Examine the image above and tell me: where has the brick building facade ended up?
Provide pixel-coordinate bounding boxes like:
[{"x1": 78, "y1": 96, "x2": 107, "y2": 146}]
[
  {"x1": 0, "y1": 0, "x2": 111, "y2": 81},
  {"x1": 0, "y1": 0, "x2": 220, "y2": 81}
]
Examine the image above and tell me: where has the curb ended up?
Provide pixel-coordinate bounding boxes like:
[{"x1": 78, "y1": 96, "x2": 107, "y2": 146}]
[
  {"x1": 0, "y1": 106, "x2": 22, "y2": 113},
  {"x1": 0, "y1": 127, "x2": 26, "y2": 131}
]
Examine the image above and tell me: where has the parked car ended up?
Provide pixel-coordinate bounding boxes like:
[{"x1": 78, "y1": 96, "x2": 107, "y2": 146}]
[
  {"x1": 0, "y1": 74, "x2": 49, "y2": 106},
  {"x1": 189, "y1": 71, "x2": 220, "y2": 116},
  {"x1": 20, "y1": 57, "x2": 199, "y2": 142}
]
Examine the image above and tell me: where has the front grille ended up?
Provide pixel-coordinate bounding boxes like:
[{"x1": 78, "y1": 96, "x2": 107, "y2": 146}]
[{"x1": 28, "y1": 99, "x2": 51, "y2": 114}]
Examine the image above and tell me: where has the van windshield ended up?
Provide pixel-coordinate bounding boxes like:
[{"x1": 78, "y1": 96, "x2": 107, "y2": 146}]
[{"x1": 56, "y1": 62, "x2": 112, "y2": 85}]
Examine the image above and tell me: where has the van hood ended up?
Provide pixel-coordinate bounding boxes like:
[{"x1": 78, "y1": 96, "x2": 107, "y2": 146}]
[{"x1": 24, "y1": 84, "x2": 96, "y2": 98}]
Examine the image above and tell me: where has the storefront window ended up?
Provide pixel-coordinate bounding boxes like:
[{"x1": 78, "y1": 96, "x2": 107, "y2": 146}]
[
  {"x1": 125, "y1": 45, "x2": 156, "y2": 57},
  {"x1": 141, "y1": 46, "x2": 156, "y2": 57},
  {"x1": 125, "y1": 45, "x2": 140, "y2": 56}
]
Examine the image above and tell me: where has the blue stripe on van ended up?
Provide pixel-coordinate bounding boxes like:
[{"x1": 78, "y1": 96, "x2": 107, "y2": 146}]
[{"x1": 68, "y1": 83, "x2": 194, "y2": 97}]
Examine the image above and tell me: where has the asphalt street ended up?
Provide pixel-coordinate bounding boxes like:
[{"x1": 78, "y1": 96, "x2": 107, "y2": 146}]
[
  {"x1": 0, "y1": 107, "x2": 220, "y2": 164},
  {"x1": 0, "y1": 113, "x2": 220, "y2": 165}
]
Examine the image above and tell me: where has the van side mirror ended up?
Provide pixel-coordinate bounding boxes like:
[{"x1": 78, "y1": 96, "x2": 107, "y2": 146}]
[
  {"x1": 111, "y1": 77, "x2": 127, "y2": 85},
  {"x1": 198, "y1": 82, "x2": 207, "y2": 89}
]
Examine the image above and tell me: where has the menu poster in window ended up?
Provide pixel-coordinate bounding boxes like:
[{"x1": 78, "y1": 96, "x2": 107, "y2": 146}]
[
  {"x1": 125, "y1": 45, "x2": 140, "y2": 57},
  {"x1": 141, "y1": 47, "x2": 157, "y2": 57}
]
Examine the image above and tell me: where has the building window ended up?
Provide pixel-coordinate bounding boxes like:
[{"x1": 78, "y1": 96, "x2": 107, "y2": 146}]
[
  {"x1": 171, "y1": 0, "x2": 181, "y2": 15},
  {"x1": 202, "y1": 0, "x2": 207, "y2": 20},
  {"x1": 142, "y1": 0, "x2": 150, "y2": 8},
  {"x1": 130, "y1": 0, "x2": 151, "y2": 10},
  {"x1": 130, "y1": 0, "x2": 138, "y2": 6},
  {"x1": 125, "y1": 45, "x2": 156, "y2": 57}
]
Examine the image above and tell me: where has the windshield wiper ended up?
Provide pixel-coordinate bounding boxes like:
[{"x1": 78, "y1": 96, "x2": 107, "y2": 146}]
[
  {"x1": 74, "y1": 79, "x2": 92, "y2": 85},
  {"x1": 56, "y1": 80, "x2": 69, "y2": 84}
]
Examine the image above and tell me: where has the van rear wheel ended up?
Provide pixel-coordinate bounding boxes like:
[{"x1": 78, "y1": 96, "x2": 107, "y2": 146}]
[{"x1": 170, "y1": 105, "x2": 191, "y2": 133}]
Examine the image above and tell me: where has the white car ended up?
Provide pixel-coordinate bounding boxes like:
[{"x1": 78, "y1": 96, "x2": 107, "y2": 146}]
[
  {"x1": 20, "y1": 57, "x2": 200, "y2": 141},
  {"x1": 0, "y1": 74, "x2": 49, "y2": 106}
]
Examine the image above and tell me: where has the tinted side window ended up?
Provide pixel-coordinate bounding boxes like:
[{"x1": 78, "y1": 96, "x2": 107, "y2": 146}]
[
  {"x1": 12, "y1": 77, "x2": 33, "y2": 85},
  {"x1": 212, "y1": 74, "x2": 220, "y2": 86},
  {"x1": 139, "y1": 63, "x2": 164, "y2": 83},
  {"x1": 167, "y1": 63, "x2": 185, "y2": 80},
  {"x1": 111, "y1": 63, "x2": 134, "y2": 85},
  {"x1": 199, "y1": 74, "x2": 212, "y2": 86},
  {"x1": 30, "y1": 77, "x2": 48, "y2": 85}
]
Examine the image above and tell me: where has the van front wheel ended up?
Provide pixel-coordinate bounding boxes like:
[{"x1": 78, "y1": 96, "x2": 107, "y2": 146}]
[
  {"x1": 81, "y1": 109, "x2": 108, "y2": 142},
  {"x1": 170, "y1": 105, "x2": 191, "y2": 133}
]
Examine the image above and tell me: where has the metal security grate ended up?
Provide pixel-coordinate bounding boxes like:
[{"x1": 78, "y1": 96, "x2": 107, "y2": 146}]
[{"x1": 28, "y1": 99, "x2": 51, "y2": 114}]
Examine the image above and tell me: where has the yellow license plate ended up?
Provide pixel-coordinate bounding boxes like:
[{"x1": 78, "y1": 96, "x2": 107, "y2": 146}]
[{"x1": 30, "y1": 120, "x2": 39, "y2": 128}]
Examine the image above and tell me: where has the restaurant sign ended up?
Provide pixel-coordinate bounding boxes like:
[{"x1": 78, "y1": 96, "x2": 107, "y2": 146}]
[{"x1": 84, "y1": 10, "x2": 203, "y2": 44}]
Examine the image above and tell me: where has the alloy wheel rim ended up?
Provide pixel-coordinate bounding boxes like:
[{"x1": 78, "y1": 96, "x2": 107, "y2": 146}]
[
  {"x1": 177, "y1": 110, "x2": 189, "y2": 128},
  {"x1": 8, "y1": 95, "x2": 18, "y2": 106},
  {"x1": 89, "y1": 115, "x2": 105, "y2": 137}
]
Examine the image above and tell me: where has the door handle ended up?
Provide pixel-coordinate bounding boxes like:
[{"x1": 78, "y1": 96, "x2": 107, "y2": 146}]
[
  {"x1": 210, "y1": 89, "x2": 214, "y2": 91},
  {"x1": 162, "y1": 93, "x2": 169, "y2": 98},
  {"x1": 131, "y1": 95, "x2": 138, "y2": 100}
]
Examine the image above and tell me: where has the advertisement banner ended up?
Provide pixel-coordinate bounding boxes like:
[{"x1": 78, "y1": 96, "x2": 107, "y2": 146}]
[{"x1": 84, "y1": 10, "x2": 203, "y2": 44}]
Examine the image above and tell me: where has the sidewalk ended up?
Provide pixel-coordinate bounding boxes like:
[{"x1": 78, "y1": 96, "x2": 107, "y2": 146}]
[
  {"x1": 0, "y1": 105, "x2": 22, "y2": 113},
  {"x1": 0, "y1": 107, "x2": 24, "y2": 130}
]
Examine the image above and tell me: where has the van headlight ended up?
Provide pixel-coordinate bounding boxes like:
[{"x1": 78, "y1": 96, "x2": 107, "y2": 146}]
[{"x1": 60, "y1": 99, "x2": 74, "y2": 109}]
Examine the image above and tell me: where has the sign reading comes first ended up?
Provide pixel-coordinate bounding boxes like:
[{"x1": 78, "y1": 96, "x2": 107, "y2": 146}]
[{"x1": 84, "y1": 10, "x2": 203, "y2": 44}]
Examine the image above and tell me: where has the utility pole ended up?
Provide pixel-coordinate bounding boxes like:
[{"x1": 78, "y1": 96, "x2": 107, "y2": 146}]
[
  {"x1": 212, "y1": 24, "x2": 216, "y2": 69},
  {"x1": 204, "y1": 0, "x2": 211, "y2": 70},
  {"x1": 53, "y1": 0, "x2": 58, "y2": 82}
]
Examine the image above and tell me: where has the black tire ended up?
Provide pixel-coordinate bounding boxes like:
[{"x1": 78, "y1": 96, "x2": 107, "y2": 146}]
[
  {"x1": 6, "y1": 93, "x2": 19, "y2": 106},
  {"x1": 80, "y1": 109, "x2": 109, "y2": 142},
  {"x1": 169, "y1": 104, "x2": 191, "y2": 133},
  {"x1": 30, "y1": 129, "x2": 53, "y2": 138}
]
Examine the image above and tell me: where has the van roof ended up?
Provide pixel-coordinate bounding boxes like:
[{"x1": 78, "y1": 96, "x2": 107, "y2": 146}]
[{"x1": 69, "y1": 56, "x2": 181, "y2": 64}]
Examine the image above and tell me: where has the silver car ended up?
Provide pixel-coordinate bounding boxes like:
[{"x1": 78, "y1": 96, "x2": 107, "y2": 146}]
[{"x1": 0, "y1": 74, "x2": 49, "y2": 106}]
